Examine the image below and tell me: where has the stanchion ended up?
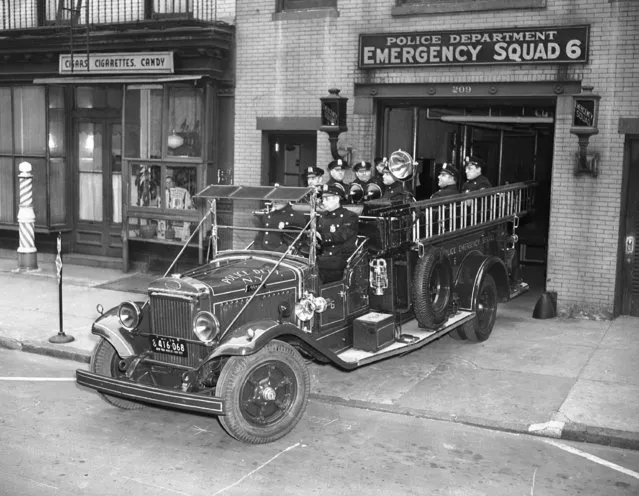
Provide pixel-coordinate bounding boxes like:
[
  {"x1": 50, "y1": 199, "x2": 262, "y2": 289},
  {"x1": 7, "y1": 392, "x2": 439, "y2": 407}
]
[
  {"x1": 16, "y1": 161, "x2": 38, "y2": 271},
  {"x1": 49, "y1": 232, "x2": 74, "y2": 344}
]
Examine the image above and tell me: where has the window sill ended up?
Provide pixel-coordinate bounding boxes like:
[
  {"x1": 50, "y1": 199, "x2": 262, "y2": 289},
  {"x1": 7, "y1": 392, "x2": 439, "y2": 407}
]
[
  {"x1": 272, "y1": 8, "x2": 339, "y2": 21},
  {"x1": 392, "y1": 0, "x2": 546, "y2": 16}
]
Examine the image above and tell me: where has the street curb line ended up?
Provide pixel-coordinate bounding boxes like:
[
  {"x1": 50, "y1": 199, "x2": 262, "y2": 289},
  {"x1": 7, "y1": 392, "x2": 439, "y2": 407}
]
[
  {"x1": 0, "y1": 338, "x2": 90, "y2": 364},
  {"x1": 308, "y1": 393, "x2": 639, "y2": 452}
]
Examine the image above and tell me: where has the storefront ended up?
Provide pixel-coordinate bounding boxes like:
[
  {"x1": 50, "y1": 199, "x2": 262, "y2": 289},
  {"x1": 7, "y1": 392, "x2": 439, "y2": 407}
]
[
  {"x1": 234, "y1": 1, "x2": 639, "y2": 317},
  {"x1": 0, "y1": 4, "x2": 235, "y2": 271}
]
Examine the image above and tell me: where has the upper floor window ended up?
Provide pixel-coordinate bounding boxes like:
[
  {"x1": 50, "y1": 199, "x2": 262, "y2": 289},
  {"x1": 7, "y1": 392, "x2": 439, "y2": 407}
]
[
  {"x1": 393, "y1": 0, "x2": 546, "y2": 16},
  {"x1": 276, "y1": 0, "x2": 337, "y2": 11}
]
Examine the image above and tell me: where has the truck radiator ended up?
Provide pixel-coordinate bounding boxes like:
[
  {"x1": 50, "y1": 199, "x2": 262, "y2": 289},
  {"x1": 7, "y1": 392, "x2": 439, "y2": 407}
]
[{"x1": 149, "y1": 294, "x2": 204, "y2": 367}]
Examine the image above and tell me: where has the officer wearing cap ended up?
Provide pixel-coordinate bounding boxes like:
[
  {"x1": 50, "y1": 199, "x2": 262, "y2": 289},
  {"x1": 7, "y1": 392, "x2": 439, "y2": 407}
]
[
  {"x1": 326, "y1": 159, "x2": 349, "y2": 198},
  {"x1": 253, "y1": 199, "x2": 306, "y2": 253},
  {"x1": 315, "y1": 183, "x2": 359, "y2": 283},
  {"x1": 381, "y1": 165, "x2": 415, "y2": 203},
  {"x1": 303, "y1": 166, "x2": 324, "y2": 189},
  {"x1": 430, "y1": 163, "x2": 460, "y2": 198},
  {"x1": 350, "y1": 161, "x2": 382, "y2": 203},
  {"x1": 462, "y1": 156, "x2": 492, "y2": 193}
]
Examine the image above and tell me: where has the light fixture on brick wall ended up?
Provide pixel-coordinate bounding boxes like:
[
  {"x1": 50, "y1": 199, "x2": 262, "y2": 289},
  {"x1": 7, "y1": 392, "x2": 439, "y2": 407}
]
[
  {"x1": 570, "y1": 84, "x2": 601, "y2": 177},
  {"x1": 320, "y1": 88, "x2": 348, "y2": 162}
]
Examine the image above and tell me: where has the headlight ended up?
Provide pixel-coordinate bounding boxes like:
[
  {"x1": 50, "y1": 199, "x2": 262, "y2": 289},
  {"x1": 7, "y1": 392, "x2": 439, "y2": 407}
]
[
  {"x1": 295, "y1": 294, "x2": 327, "y2": 322},
  {"x1": 192, "y1": 311, "x2": 220, "y2": 344},
  {"x1": 118, "y1": 302, "x2": 141, "y2": 331}
]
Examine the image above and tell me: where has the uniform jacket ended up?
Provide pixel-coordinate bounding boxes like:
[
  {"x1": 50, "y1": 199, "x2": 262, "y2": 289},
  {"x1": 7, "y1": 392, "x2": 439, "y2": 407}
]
[
  {"x1": 317, "y1": 206, "x2": 359, "y2": 259},
  {"x1": 430, "y1": 184, "x2": 460, "y2": 199},
  {"x1": 462, "y1": 175, "x2": 492, "y2": 193},
  {"x1": 254, "y1": 204, "x2": 306, "y2": 252},
  {"x1": 326, "y1": 177, "x2": 348, "y2": 196},
  {"x1": 383, "y1": 182, "x2": 415, "y2": 202}
]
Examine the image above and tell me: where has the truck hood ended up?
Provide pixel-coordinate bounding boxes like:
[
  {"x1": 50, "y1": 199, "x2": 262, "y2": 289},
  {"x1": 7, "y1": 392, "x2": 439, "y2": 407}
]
[{"x1": 149, "y1": 255, "x2": 305, "y2": 297}]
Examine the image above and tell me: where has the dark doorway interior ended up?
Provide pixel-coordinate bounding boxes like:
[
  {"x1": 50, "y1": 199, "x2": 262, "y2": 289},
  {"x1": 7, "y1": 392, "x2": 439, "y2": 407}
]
[{"x1": 266, "y1": 132, "x2": 317, "y2": 186}]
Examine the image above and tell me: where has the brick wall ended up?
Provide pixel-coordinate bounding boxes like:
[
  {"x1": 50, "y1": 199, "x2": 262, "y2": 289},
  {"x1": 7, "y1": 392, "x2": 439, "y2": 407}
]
[{"x1": 234, "y1": 0, "x2": 639, "y2": 315}]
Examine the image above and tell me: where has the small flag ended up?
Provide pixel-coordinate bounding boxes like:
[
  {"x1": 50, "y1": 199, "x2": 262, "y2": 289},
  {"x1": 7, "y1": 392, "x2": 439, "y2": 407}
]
[{"x1": 55, "y1": 232, "x2": 62, "y2": 283}]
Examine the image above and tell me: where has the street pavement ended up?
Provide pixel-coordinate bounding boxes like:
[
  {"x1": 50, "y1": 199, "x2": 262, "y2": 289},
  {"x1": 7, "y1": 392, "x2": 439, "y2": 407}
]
[{"x1": 1, "y1": 252, "x2": 638, "y2": 451}]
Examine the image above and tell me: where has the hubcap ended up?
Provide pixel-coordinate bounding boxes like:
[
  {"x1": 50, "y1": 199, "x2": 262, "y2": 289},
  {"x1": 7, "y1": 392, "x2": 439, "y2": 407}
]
[{"x1": 240, "y1": 361, "x2": 296, "y2": 426}]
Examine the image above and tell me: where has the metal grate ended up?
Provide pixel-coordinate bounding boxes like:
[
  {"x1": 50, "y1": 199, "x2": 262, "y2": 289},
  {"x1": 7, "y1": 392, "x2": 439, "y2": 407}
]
[{"x1": 149, "y1": 294, "x2": 203, "y2": 367}]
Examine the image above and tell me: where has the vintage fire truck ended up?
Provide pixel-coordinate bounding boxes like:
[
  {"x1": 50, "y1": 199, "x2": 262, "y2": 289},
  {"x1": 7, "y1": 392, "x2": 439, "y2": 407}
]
[{"x1": 76, "y1": 151, "x2": 536, "y2": 444}]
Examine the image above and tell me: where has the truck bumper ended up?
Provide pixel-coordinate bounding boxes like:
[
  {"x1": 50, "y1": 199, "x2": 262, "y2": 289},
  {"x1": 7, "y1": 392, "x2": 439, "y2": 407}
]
[{"x1": 76, "y1": 369, "x2": 225, "y2": 415}]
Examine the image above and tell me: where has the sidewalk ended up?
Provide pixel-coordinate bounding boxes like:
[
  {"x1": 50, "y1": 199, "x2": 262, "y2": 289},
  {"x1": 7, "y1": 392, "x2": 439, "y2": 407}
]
[{"x1": 1, "y1": 254, "x2": 638, "y2": 450}]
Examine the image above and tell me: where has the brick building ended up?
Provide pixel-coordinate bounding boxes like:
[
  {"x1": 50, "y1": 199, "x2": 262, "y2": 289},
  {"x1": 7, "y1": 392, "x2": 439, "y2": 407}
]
[{"x1": 233, "y1": 0, "x2": 639, "y2": 317}]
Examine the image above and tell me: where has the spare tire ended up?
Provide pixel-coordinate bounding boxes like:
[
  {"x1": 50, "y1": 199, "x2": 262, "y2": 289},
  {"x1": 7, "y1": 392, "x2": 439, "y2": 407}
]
[{"x1": 412, "y1": 247, "x2": 453, "y2": 328}]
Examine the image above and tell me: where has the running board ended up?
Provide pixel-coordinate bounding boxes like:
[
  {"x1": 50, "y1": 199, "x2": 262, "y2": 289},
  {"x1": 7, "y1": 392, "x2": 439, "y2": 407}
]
[
  {"x1": 336, "y1": 310, "x2": 475, "y2": 367},
  {"x1": 509, "y1": 280, "x2": 530, "y2": 299}
]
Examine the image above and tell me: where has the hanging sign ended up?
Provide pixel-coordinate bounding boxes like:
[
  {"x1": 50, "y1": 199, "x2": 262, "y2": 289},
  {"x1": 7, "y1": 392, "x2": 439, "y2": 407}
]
[
  {"x1": 359, "y1": 25, "x2": 589, "y2": 68},
  {"x1": 59, "y1": 51, "x2": 174, "y2": 74}
]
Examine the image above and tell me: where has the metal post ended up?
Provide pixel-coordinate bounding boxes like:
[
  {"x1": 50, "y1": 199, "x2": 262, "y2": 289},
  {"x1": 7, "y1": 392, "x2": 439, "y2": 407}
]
[
  {"x1": 49, "y1": 232, "x2": 74, "y2": 344},
  {"x1": 17, "y1": 162, "x2": 38, "y2": 271}
]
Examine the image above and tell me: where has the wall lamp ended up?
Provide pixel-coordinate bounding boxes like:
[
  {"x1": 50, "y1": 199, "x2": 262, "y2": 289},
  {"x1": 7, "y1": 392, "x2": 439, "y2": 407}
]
[
  {"x1": 570, "y1": 85, "x2": 601, "y2": 177},
  {"x1": 319, "y1": 88, "x2": 348, "y2": 161}
]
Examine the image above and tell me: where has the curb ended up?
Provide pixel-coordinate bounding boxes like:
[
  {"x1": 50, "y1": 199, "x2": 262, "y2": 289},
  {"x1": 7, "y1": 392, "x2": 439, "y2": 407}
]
[
  {"x1": 3, "y1": 337, "x2": 638, "y2": 452},
  {"x1": 0, "y1": 337, "x2": 90, "y2": 364}
]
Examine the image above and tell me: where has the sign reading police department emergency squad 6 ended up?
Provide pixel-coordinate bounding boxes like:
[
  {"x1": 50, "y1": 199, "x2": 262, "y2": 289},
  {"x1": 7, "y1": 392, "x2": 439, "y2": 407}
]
[
  {"x1": 59, "y1": 51, "x2": 174, "y2": 74},
  {"x1": 359, "y1": 25, "x2": 589, "y2": 68}
]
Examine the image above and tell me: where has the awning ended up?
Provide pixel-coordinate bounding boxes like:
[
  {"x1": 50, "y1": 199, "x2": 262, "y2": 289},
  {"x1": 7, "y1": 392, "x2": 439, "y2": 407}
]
[{"x1": 32, "y1": 75, "x2": 203, "y2": 85}]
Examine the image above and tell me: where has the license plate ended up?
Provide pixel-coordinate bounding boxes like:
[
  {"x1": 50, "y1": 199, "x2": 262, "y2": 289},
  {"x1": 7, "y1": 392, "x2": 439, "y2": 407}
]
[{"x1": 150, "y1": 335, "x2": 188, "y2": 357}]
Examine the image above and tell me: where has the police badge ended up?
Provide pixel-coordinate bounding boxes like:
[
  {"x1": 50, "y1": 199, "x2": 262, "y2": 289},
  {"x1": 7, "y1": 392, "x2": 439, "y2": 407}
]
[
  {"x1": 330, "y1": 224, "x2": 336, "y2": 233},
  {"x1": 278, "y1": 221, "x2": 285, "y2": 230}
]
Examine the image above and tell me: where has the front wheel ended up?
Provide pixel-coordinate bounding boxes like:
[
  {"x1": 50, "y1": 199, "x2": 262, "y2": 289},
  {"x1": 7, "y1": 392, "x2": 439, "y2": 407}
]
[
  {"x1": 216, "y1": 340, "x2": 309, "y2": 444},
  {"x1": 462, "y1": 274, "x2": 498, "y2": 342},
  {"x1": 91, "y1": 338, "x2": 145, "y2": 410}
]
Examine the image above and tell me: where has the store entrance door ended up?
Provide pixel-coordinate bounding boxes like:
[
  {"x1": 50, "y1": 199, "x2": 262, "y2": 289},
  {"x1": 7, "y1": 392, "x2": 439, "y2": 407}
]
[
  {"x1": 74, "y1": 118, "x2": 123, "y2": 257},
  {"x1": 621, "y1": 136, "x2": 639, "y2": 316}
]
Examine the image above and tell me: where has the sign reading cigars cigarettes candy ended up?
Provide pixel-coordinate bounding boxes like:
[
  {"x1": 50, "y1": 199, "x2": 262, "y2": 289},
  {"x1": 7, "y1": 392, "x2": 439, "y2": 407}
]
[{"x1": 359, "y1": 25, "x2": 589, "y2": 68}]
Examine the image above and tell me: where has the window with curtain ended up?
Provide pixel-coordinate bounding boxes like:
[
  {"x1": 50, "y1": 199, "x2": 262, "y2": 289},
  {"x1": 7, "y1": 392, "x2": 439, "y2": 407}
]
[
  {"x1": 277, "y1": 0, "x2": 336, "y2": 11},
  {"x1": 167, "y1": 86, "x2": 203, "y2": 158},
  {"x1": 13, "y1": 87, "x2": 46, "y2": 155}
]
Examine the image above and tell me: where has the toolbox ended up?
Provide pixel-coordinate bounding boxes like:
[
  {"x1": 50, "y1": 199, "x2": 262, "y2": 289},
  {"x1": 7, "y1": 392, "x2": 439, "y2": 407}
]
[{"x1": 353, "y1": 312, "x2": 396, "y2": 352}]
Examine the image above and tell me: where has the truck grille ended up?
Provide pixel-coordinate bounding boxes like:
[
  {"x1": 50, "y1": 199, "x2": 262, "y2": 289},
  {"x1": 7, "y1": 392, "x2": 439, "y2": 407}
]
[{"x1": 149, "y1": 294, "x2": 204, "y2": 367}]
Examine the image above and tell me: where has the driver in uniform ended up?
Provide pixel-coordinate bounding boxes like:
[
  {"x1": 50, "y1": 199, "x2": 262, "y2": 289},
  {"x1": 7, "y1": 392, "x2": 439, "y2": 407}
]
[
  {"x1": 253, "y1": 199, "x2": 306, "y2": 253},
  {"x1": 315, "y1": 184, "x2": 359, "y2": 283}
]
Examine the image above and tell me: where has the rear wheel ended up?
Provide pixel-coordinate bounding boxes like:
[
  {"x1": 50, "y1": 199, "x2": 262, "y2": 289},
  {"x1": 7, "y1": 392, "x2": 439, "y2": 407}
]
[
  {"x1": 91, "y1": 338, "x2": 145, "y2": 410},
  {"x1": 216, "y1": 340, "x2": 309, "y2": 444},
  {"x1": 462, "y1": 274, "x2": 498, "y2": 342},
  {"x1": 412, "y1": 247, "x2": 452, "y2": 328}
]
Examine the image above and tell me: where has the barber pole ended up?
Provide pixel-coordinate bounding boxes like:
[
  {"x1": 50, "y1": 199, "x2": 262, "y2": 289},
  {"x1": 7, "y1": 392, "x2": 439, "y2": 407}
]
[{"x1": 17, "y1": 162, "x2": 38, "y2": 271}]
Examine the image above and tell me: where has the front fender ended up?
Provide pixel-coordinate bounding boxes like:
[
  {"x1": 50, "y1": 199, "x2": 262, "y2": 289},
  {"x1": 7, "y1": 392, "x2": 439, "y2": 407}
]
[
  {"x1": 454, "y1": 251, "x2": 509, "y2": 309},
  {"x1": 90, "y1": 302, "x2": 148, "y2": 359},
  {"x1": 208, "y1": 320, "x2": 312, "y2": 360}
]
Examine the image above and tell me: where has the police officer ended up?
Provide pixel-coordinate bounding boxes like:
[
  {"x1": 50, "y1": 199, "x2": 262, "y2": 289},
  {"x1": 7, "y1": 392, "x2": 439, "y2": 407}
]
[
  {"x1": 254, "y1": 199, "x2": 306, "y2": 253},
  {"x1": 430, "y1": 163, "x2": 460, "y2": 198},
  {"x1": 381, "y1": 166, "x2": 415, "y2": 203},
  {"x1": 462, "y1": 156, "x2": 492, "y2": 192},
  {"x1": 315, "y1": 184, "x2": 359, "y2": 283},
  {"x1": 350, "y1": 161, "x2": 382, "y2": 203},
  {"x1": 326, "y1": 159, "x2": 349, "y2": 199},
  {"x1": 303, "y1": 165, "x2": 324, "y2": 189}
]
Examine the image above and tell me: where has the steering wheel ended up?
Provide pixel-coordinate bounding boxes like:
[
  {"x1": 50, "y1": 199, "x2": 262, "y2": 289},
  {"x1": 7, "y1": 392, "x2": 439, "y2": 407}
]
[{"x1": 280, "y1": 226, "x2": 311, "y2": 257}]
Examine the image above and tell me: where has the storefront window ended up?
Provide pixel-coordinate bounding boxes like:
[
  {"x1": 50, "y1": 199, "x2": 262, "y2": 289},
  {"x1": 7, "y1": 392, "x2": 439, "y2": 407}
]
[
  {"x1": 125, "y1": 87, "x2": 163, "y2": 159},
  {"x1": 0, "y1": 88, "x2": 11, "y2": 154},
  {"x1": 48, "y1": 87, "x2": 66, "y2": 157},
  {"x1": 75, "y1": 86, "x2": 122, "y2": 110},
  {"x1": 165, "y1": 166, "x2": 197, "y2": 209},
  {"x1": 167, "y1": 86, "x2": 202, "y2": 158},
  {"x1": 131, "y1": 163, "x2": 161, "y2": 207},
  {"x1": 128, "y1": 216, "x2": 196, "y2": 243},
  {"x1": 13, "y1": 87, "x2": 46, "y2": 155}
]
